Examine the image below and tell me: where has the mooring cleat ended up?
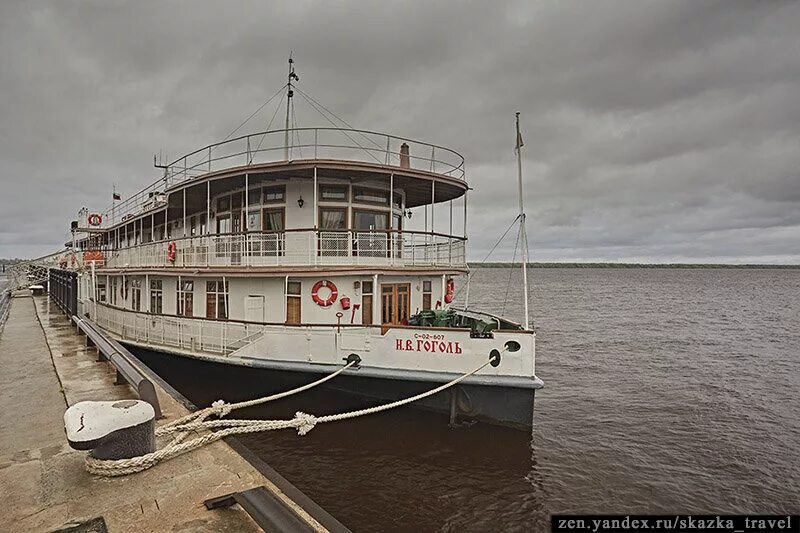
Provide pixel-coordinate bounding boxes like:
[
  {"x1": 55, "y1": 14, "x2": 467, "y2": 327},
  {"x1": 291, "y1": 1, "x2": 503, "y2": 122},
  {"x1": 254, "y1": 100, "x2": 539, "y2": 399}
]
[{"x1": 64, "y1": 400, "x2": 156, "y2": 460}]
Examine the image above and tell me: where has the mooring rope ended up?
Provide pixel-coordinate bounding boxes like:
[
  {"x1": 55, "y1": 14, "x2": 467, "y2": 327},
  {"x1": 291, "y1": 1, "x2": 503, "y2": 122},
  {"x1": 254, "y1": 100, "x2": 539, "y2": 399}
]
[{"x1": 84, "y1": 356, "x2": 497, "y2": 477}]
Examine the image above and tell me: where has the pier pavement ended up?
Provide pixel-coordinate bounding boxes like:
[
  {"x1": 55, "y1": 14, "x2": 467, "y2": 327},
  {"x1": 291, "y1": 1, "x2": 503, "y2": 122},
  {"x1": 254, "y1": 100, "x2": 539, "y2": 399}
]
[{"x1": 0, "y1": 293, "x2": 346, "y2": 532}]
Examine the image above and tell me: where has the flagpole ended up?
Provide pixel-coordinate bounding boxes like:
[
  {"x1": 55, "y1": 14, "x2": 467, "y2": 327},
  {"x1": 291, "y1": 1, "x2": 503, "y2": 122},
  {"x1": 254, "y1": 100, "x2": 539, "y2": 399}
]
[
  {"x1": 112, "y1": 184, "x2": 116, "y2": 225},
  {"x1": 515, "y1": 112, "x2": 530, "y2": 330}
]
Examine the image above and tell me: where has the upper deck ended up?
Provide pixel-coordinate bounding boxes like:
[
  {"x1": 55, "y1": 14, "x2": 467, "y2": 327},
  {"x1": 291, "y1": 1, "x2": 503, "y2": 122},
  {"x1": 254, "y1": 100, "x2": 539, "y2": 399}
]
[
  {"x1": 96, "y1": 127, "x2": 466, "y2": 228},
  {"x1": 75, "y1": 127, "x2": 470, "y2": 271}
]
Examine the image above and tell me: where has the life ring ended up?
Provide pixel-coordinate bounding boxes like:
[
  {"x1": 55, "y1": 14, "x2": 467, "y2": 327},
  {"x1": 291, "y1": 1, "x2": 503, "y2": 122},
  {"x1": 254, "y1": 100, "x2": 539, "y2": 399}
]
[
  {"x1": 87, "y1": 213, "x2": 103, "y2": 226},
  {"x1": 444, "y1": 278, "x2": 455, "y2": 304},
  {"x1": 311, "y1": 280, "x2": 338, "y2": 307},
  {"x1": 167, "y1": 241, "x2": 177, "y2": 263}
]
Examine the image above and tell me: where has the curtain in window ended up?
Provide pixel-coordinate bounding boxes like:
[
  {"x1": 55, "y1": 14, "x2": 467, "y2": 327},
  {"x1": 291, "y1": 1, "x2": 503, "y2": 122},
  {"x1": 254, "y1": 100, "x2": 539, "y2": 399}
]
[{"x1": 320, "y1": 210, "x2": 345, "y2": 230}]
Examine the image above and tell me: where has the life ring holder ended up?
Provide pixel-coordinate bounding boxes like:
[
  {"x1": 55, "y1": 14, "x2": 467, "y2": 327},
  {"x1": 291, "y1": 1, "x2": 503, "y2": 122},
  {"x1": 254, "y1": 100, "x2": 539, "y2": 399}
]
[
  {"x1": 311, "y1": 280, "x2": 338, "y2": 307},
  {"x1": 167, "y1": 241, "x2": 177, "y2": 263},
  {"x1": 444, "y1": 278, "x2": 455, "y2": 304}
]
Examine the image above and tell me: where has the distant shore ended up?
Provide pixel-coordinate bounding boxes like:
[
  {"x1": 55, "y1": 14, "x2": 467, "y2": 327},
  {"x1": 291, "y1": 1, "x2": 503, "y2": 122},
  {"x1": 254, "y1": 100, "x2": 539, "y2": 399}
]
[{"x1": 471, "y1": 262, "x2": 799, "y2": 269}]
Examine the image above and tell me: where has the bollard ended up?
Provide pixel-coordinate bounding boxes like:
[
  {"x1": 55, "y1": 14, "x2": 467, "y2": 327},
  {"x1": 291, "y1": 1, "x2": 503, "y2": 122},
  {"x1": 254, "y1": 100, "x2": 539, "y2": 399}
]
[{"x1": 64, "y1": 400, "x2": 155, "y2": 460}]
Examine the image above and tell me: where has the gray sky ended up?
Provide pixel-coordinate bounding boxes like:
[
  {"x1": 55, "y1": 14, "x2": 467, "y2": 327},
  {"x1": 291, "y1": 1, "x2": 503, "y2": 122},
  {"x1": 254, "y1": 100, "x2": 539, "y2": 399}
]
[{"x1": 1, "y1": 0, "x2": 799, "y2": 263}]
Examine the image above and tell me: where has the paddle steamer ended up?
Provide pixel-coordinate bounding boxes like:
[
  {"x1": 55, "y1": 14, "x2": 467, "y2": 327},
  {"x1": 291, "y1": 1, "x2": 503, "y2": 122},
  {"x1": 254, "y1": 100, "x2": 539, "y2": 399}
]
[{"x1": 64, "y1": 63, "x2": 543, "y2": 429}]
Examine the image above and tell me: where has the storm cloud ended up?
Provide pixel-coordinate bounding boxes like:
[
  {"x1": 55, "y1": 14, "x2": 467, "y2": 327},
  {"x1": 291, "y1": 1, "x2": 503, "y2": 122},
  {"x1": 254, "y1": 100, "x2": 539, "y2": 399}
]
[{"x1": 1, "y1": 0, "x2": 798, "y2": 262}]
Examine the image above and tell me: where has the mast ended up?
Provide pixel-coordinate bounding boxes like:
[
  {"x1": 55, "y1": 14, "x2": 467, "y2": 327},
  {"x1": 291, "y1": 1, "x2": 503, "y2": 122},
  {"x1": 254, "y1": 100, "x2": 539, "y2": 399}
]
[
  {"x1": 284, "y1": 54, "x2": 298, "y2": 160},
  {"x1": 515, "y1": 112, "x2": 530, "y2": 329}
]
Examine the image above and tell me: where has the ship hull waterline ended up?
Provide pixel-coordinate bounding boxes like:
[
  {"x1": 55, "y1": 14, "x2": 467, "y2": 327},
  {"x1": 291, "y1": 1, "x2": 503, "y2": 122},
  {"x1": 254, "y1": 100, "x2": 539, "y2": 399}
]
[{"x1": 118, "y1": 338, "x2": 543, "y2": 431}]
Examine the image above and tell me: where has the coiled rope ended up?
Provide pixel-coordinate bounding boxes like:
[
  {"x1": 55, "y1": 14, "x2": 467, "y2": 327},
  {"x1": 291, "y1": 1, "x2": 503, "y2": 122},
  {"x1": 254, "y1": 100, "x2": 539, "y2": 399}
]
[{"x1": 85, "y1": 355, "x2": 498, "y2": 476}]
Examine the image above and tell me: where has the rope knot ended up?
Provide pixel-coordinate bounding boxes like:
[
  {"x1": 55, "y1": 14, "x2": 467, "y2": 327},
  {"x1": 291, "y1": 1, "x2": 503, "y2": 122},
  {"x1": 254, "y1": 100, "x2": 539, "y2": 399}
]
[
  {"x1": 294, "y1": 411, "x2": 317, "y2": 435},
  {"x1": 211, "y1": 400, "x2": 232, "y2": 418}
]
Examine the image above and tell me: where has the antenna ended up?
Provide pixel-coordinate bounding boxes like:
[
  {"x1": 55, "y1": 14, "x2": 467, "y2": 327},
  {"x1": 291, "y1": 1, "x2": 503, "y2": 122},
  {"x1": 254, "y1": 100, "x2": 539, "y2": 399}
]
[{"x1": 284, "y1": 52, "x2": 299, "y2": 160}]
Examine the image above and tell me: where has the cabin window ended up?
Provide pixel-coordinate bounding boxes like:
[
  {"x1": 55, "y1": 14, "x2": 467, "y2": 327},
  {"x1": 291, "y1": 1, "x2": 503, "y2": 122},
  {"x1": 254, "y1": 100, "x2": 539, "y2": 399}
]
[
  {"x1": 422, "y1": 280, "x2": 432, "y2": 311},
  {"x1": 263, "y1": 186, "x2": 286, "y2": 203},
  {"x1": 206, "y1": 280, "x2": 229, "y2": 320},
  {"x1": 392, "y1": 191, "x2": 403, "y2": 210},
  {"x1": 131, "y1": 279, "x2": 141, "y2": 312},
  {"x1": 216, "y1": 214, "x2": 231, "y2": 234},
  {"x1": 247, "y1": 210, "x2": 261, "y2": 231},
  {"x1": 217, "y1": 196, "x2": 230, "y2": 213},
  {"x1": 362, "y1": 281, "x2": 373, "y2": 325},
  {"x1": 353, "y1": 187, "x2": 389, "y2": 206},
  {"x1": 319, "y1": 208, "x2": 347, "y2": 230},
  {"x1": 353, "y1": 210, "x2": 388, "y2": 231},
  {"x1": 231, "y1": 192, "x2": 243, "y2": 210},
  {"x1": 199, "y1": 214, "x2": 207, "y2": 235},
  {"x1": 189, "y1": 216, "x2": 197, "y2": 236},
  {"x1": 109, "y1": 277, "x2": 118, "y2": 306},
  {"x1": 176, "y1": 280, "x2": 194, "y2": 317},
  {"x1": 319, "y1": 185, "x2": 348, "y2": 202},
  {"x1": 150, "y1": 280, "x2": 163, "y2": 314},
  {"x1": 263, "y1": 208, "x2": 285, "y2": 231},
  {"x1": 96, "y1": 279, "x2": 107, "y2": 302},
  {"x1": 248, "y1": 187, "x2": 261, "y2": 206},
  {"x1": 286, "y1": 281, "x2": 302, "y2": 324}
]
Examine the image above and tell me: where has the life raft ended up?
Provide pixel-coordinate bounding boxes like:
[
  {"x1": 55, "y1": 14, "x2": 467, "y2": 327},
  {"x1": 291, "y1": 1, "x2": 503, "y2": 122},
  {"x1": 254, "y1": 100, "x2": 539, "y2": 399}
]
[
  {"x1": 311, "y1": 280, "x2": 338, "y2": 307},
  {"x1": 87, "y1": 213, "x2": 103, "y2": 226},
  {"x1": 167, "y1": 241, "x2": 177, "y2": 263}
]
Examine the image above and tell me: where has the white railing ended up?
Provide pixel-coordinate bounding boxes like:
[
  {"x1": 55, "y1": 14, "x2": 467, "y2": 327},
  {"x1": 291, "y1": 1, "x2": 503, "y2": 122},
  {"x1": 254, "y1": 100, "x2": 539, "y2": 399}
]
[
  {"x1": 98, "y1": 127, "x2": 465, "y2": 227},
  {"x1": 95, "y1": 302, "x2": 266, "y2": 355},
  {"x1": 104, "y1": 230, "x2": 466, "y2": 269}
]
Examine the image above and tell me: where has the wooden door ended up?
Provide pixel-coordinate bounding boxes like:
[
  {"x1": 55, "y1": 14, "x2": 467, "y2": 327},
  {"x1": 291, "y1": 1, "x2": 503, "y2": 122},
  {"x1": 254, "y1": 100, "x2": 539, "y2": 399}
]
[
  {"x1": 381, "y1": 283, "x2": 410, "y2": 325},
  {"x1": 286, "y1": 281, "x2": 302, "y2": 324}
]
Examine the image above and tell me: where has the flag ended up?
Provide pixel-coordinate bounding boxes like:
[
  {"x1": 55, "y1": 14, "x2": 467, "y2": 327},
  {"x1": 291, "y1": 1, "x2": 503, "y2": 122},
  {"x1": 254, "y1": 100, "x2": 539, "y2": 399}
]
[
  {"x1": 113, "y1": 192, "x2": 121, "y2": 201},
  {"x1": 515, "y1": 130, "x2": 524, "y2": 153}
]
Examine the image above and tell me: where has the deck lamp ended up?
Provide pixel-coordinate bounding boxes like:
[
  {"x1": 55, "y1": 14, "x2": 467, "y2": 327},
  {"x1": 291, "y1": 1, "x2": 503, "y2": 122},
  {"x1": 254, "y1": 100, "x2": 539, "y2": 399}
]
[{"x1": 297, "y1": 196, "x2": 305, "y2": 208}]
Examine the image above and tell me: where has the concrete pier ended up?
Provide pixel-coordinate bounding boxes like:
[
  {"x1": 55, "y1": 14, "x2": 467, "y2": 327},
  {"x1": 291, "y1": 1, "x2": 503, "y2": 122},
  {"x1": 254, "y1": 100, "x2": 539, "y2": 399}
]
[{"x1": 0, "y1": 294, "x2": 346, "y2": 532}]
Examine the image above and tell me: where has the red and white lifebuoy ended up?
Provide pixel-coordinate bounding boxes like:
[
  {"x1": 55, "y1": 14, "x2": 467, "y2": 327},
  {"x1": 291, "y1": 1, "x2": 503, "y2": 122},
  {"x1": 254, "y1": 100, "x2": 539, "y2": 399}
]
[
  {"x1": 87, "y1": 213, "x2": 103, "y2": 226},
  {"x1": 166, "y1": 241, "x2": 177, "y2": 263},
  {"x1": 311, "y1": 280, "x2": 338, "y2": 307},
  {"x1": 444, "y1": 278, "x2": 455, "y2": 304}
]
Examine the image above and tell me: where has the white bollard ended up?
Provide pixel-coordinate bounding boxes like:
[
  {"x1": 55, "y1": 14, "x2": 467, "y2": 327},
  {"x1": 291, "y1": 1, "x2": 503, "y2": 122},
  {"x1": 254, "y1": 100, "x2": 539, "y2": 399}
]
[{"x1": 64, "y1": 400, "x2": 155, "y2": 460}]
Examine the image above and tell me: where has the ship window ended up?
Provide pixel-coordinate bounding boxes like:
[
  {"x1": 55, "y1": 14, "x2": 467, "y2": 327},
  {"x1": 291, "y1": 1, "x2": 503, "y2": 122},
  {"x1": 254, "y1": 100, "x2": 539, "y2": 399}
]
[
  {"x1": 353, "y1": 187, "x2": 389, "y2": 206},
  {"x1": 248, "y1": 187, "x2": 261, "y2": 206},
  {"x1": 247, "y1": 210, "x2": 261, "y2": 231},
  {"x1": 362, "y1": 281, "x2": 373, "y2": 325},
  {"x1": 319, "y1": 185, "x2": 348, "y2": 202},
  {"x1": 177, "y1": 280, "x2": 194, "y2": 317},
  {"x1": 217, "y1": 196, "x2": 230, "y2": 212},
  {"x1": 96, "y1": 279, "x2": 107, "y2": 303},
  {"x1": 263, "y1": 186, "x2": 285, "y2": 203},
  {"x1": 286, "y1": 281, "x2": 301, "y2": 324},
  {"x1": 319, "y1": 208, "x2": 347, "y2": 230},
  {"x1": 150, "y1": 280, "x2": 163, "y2": 314},
  {"x1": 422, "y1": 280, "x2": 432, "y2": 311},
  {"x1": 206, "y1": 280, "x2": 229, "y2": 319},
  {"x1": 263, "y1": 208, "x2": 284, "y2": 231},
  {"x1": 131, "y1": 279, "x2": 141, "y2": 312},
  {"x1": 109, "y1": 277, "x2": 118, "y2": 306},
  {"x1": 231, "y1": 192, "x2": 242, "y2": 210},
  {"x1": 392, "y1": 191, "x2": 403, "y2": 210},
  {"x1": 353, "y1": 210, "x2": 388, "y2": 231}
]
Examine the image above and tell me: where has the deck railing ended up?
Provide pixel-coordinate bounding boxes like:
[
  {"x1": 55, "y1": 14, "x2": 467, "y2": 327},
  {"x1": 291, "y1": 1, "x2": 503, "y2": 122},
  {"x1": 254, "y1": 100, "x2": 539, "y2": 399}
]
[
  {"x1": 98, "y1": 127, "x2": 465, "y2": 228},
  {"x1": 93, "y1": 302, "x2": 372, "y2": 356},
  {"x1": 103, "y1": 229, "x2": 466, "y2": 269}
]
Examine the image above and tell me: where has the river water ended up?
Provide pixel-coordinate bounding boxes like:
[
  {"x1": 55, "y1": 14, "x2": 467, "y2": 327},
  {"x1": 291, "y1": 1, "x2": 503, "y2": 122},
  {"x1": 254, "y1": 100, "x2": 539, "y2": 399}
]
[{"x1": 133, "y1": 267, "x2": 800, "y2": 532}]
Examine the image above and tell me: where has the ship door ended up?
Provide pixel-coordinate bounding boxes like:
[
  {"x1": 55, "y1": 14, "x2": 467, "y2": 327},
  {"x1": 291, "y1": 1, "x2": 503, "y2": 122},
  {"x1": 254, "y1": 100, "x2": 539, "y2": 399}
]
[
  {"x1": 245, "y1": 295, "x2": 265, "y2": 322},
  {"x1": 381, "y1": 283, "x2": 410, "y2": 325}
]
